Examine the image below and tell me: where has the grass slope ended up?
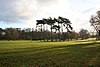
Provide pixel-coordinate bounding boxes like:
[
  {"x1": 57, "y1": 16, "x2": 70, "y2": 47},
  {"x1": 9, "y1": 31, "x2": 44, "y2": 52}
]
[{"x1": 0, "y1": 40, "x2": 100, "y2": 67}]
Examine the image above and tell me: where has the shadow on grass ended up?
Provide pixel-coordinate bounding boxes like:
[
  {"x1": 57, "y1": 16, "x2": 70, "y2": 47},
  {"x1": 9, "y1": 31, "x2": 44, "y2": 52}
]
[
  {"x1": 51, "y1": 42, "x2": 100, "y2": 49},
  {"x1": 1, "y1": 41, "x2": 100, "y2": 55},
  {"x1": 0, "y1": 41, "x2": 100, "y2": 67}
]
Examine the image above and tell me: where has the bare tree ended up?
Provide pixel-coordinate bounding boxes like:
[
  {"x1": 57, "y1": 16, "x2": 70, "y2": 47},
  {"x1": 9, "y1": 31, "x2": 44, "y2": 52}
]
[
  {"x1": 5, "y1": 28, "x2": 19, "y2": 40},
  {"x1": 79, "y1": 29, "x2": 90, "y2": 40},
  {"x1": 90, "y1": 11, "x2": 100, "y2": 39}
]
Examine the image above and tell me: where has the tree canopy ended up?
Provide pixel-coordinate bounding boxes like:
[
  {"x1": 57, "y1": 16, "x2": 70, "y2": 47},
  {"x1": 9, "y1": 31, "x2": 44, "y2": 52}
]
[{"x1": 36, "y1": 16, "x2": 73, "y2": 41}]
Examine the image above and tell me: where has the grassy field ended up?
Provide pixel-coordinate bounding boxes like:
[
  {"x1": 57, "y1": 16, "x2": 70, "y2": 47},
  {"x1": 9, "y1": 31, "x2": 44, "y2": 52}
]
[{"x1": 0, "y1": 40, "x2": 100, "y2": 67}]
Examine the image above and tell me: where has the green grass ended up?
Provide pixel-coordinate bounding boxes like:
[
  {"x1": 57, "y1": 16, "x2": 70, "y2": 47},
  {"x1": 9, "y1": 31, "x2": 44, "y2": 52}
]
[{"x1": 0, "y1": 40, "x2": 100, "y2": 67}]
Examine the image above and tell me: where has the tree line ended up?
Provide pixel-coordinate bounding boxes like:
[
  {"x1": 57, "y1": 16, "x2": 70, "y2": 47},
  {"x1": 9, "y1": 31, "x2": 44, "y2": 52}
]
[
  {"x1": 1, "y1": 15, "x2": 98, "y2": 41},
  {"x1": 0, "y1": 27, "x2": 91, "y2": 41}
]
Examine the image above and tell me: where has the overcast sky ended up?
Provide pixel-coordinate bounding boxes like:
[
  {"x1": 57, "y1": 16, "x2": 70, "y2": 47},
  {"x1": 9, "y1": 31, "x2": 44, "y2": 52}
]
[{"x1": 0, "y1": 0, "x2": 100, "y2": 32}]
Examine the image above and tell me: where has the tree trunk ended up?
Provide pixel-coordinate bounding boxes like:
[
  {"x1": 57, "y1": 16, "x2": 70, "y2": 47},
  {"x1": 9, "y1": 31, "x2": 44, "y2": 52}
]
[
  {"x1": 67, "y1": 32, "x2": 69, "y2": 41},
  {"x1": 40, "y1": 25, "x2": 42, "y2": 41},
  {"x1": 58, "y1": 30, "x2": 61, "y2": 41},
  {"x1": 51, "y1": 25, "x2": 53, "y2": 42}
]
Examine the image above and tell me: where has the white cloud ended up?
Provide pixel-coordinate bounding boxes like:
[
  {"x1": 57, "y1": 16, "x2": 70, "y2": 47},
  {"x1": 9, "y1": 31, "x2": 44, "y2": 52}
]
[{"x1": 37, "y1": 0, "x2": 71, "y2": 18}]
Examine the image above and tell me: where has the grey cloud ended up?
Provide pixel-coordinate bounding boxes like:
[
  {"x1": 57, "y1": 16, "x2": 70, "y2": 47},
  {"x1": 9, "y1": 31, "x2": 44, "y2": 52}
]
[
  {"x1": 0, "y1": 0, "x2": 59, "y2": 23},
  {"x1": 0, "y1": 0, "x2": 21, "y2": 23}
]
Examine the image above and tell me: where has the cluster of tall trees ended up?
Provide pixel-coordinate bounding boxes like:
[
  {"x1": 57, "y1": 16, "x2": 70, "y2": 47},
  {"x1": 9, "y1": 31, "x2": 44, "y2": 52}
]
[{"x1": 36, "y1": 16, "x2": 73, "y2": 41}]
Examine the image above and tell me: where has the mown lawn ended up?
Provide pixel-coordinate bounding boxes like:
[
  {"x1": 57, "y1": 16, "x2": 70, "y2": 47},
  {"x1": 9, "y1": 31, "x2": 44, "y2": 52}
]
[{"x1": 0, "y1": 40, "x2": 100, "y2": 67}]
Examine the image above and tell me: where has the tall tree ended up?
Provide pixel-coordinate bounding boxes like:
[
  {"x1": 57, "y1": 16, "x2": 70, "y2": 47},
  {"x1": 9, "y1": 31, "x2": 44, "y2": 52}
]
[
  {"x1": 54, "y1": 17, "x2": 63, "y2": 41},
  {"x1": 59, "y1": 16, "x2": 73, "y2": 41},
  {"x1": 46, "y1": 17, "x2": 55, "y2": 42},
  {"x1": 36, "y1": 19, "x2": 46, "y2": 41},
  {"x1": 52, "y1": 25, "x2": 60, "y2": 41},
  {"x1": 90, "y1": 11, "x2": 100, "y2": 39}
]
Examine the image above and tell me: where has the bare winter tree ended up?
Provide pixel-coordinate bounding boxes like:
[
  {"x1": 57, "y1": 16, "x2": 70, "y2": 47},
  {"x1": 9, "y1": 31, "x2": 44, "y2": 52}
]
[{"x1": 90, "y1": 11, "x2": 100, "y2": 39}]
